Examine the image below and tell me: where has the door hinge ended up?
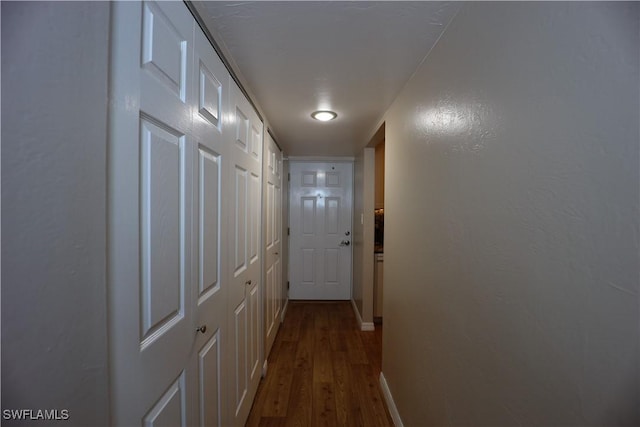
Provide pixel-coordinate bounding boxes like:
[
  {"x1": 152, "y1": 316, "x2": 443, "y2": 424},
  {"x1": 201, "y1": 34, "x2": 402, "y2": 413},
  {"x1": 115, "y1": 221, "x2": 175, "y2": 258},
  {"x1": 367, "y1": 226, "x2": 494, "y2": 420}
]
[
  {"x1": 287, "y1": 227, "x2": 290, "y2": 236},
  {"x1": 287, "y1": 281, "x2": 290, "y2": 290},
  {"x1": 288, "y1": 173, "x2": 290, "y2": 182}
]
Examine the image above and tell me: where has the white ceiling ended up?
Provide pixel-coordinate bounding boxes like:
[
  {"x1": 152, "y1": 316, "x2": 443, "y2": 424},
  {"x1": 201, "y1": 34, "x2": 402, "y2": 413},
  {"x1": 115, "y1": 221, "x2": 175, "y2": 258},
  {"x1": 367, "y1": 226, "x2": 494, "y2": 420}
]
[{"x1": 193, "y1": 1, "x2": 460, "y2": 156}]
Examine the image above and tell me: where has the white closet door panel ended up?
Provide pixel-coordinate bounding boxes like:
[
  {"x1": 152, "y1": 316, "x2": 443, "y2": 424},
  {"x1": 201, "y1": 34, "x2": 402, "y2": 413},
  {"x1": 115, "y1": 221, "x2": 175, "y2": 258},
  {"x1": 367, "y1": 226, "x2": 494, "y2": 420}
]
[
  {"x1": 227, "y1": 79, "x2": 263, "y2": 427},
  {"x1": 111, "y1": 3, "x2": 266, "y2": 427},
  {"x1": 110, "y1": 2, "x2": 196, "y2": 425},
  {"x1": 263, "y1": 133, "x2": 283, "y2": 357},
  {"x1": 140, "y1": 119, "x2": 185, "y2": 340},
  {"x1": 192, "y1": 25, "x2": 230, "y2": 427},
  {"x1": 140, "y1": 1, "x2": 192, "y2": 134},
  {"x1": 198, "y1": 331, "x2": 221, "y2": 427}
]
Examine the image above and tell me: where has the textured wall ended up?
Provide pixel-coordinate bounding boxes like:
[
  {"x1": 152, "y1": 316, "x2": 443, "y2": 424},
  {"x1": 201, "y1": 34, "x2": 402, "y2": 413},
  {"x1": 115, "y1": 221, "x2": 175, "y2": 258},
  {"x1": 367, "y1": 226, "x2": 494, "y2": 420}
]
[
  {"x1": 382, "y1": 2, "x2": 639, "y2": 426},
  {"x1": 1, "y1": 2, "x2": 110, "y2": 425}
]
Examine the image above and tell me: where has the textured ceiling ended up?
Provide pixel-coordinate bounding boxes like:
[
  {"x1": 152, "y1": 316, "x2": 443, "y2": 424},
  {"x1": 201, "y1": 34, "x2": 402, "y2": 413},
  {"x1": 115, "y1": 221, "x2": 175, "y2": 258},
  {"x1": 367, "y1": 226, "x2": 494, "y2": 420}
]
[{"x1": 193, "y1": 1, "x2": 460, "y2": 156}]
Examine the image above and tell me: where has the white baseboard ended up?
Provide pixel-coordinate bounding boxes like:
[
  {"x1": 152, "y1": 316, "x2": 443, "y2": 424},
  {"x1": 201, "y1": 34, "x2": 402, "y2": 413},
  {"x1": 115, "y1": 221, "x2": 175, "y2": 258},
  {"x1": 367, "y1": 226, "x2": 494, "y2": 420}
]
[
  {"x1": 379, "y1": 372, "x2": 404, "y2": 427},
  {"x1": 361, "y1": 322, "x2": 375, "y2": 331},
  {"x1": 281, "y1": 298, "x2": 289, "y2": 322},
  {"x1": 350, "y1": 299, "x2": 375, "y2": 331}
]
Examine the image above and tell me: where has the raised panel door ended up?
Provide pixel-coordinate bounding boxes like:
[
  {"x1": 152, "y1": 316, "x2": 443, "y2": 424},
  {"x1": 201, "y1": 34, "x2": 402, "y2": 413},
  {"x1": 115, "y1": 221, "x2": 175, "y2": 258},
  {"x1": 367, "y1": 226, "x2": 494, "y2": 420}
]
[
  {"x1": 289, "y1": 162, "x2": 353, "y2": 300},
  {"x1": 227, "y1": 80, "x2": 263, "y2": 426},
  {"x1": 191, "y1": 25, "x2": 229, "y2": 427},
  {"x1": 263, "y1": 133, "x2": 282, "y2": 357},
  {"x1": 109, "y1": 2, "x2": 195, "y2": 425}
]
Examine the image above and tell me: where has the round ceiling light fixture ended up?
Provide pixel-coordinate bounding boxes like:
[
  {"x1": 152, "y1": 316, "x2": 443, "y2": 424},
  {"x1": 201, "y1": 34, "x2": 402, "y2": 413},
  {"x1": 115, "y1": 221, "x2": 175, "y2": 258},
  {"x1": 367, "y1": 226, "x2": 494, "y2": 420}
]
[{"x1": 311, "y1": 110, "x2": 337, "y2": 122}]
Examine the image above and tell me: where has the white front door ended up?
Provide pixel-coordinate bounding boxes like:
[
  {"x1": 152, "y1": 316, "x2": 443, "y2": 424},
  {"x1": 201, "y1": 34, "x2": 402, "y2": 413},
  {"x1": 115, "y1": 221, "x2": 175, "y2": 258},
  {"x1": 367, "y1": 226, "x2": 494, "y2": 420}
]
[
  {"x1": 263, "y1": 133, "x2": 283, "y2": 356},
  {"x1": 289, "y1": 162, "x2": 353, "y2": 300},
  {"x1": 227, "y1": 80, "x2": 263, "y2": 426},
  {"x1": 109, "y1": 2, "x2": 234, "y2": 425}
]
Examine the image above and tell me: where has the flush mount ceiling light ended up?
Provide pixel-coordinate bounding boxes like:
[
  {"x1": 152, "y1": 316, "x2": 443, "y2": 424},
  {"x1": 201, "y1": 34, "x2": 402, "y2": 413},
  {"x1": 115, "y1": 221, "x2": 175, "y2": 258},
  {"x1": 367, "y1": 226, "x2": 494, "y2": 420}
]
[{"x1": 311, "y1": 110, "x2": 337, "y2": 122}]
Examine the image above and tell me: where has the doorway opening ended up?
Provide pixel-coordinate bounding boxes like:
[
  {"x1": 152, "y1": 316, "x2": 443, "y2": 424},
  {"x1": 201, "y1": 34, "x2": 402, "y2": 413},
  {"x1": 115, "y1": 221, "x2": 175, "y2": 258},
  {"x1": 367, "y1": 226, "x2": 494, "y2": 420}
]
[{"x1": 373, "y1": 140, "x2": 385, "y2": 323}]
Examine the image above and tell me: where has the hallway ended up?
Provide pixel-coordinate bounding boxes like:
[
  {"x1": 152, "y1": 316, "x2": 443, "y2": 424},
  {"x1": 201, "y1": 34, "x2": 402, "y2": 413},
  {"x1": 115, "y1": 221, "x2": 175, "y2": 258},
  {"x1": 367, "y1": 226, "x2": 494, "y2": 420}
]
[
  {"x1": 3, "y1": 2, "x2": 638, "y2": 426},
  {"x1": 246, "y1": 302, "x2": 393, "y2": 426}
]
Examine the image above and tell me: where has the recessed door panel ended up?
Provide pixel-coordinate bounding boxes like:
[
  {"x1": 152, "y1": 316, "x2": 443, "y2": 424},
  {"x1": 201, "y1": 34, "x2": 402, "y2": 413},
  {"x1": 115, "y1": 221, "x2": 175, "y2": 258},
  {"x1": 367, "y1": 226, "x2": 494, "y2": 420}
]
[
  {"x1": 235, "y1": 108, "x2": 248, "y2": 151},
  {"x1": 198, "y1": 148, "x2": 220, "y2": 301},
  {"x1": 325, "y1": 171, "x2": 340, "y2": 187},
  {"x1": 275, "y1": 185, "x2": 281, "y2": 245},
  {"x1": 198, "y1": 331, "x2": 221, "y2": 427},
  {"x1": 198, "y1": 62, "x2": 221, "y2": 127},
  {"x1": 142, "y1": 2, "x2": 187, "y2": 99},
  {"x1": 266, "y1": 183, "x2": 274, "y2": 248},
  {"x1": 302, "y1": 249, "x2": 315, "y2": 284},
  {"x1": 265, "y1": 265, "x2": 274, "y2": 337},
  {"x1": 233, "y1": 301, "x2": 247, "y2": 414},
  {"x1": 234, "y1": 167, "x2": 248, "y2": 275},
  {"x1": 325, "y1": 197, "x2": 340, "y2": 235},
  {"x1": 302, "y1": 171, "x2": 317, "y2": 187},
  {"x1": 249, "y1": 283, "x2": 259, "y2": 378},
  {"x1": 302, "y1": 198, "x2": 317, "y2": 235},
  {"x1": 250, "y1": 173, "x2": 260, "y2": 264},
  {"x1": 140, "y1": 119, "x2": 184, "y2": 342},
  {"x1": 274, "y1": 258, "x2": 281, "y2": 318},
  {"x1": 143, "y1": 373, "x2": 186, "y2": 427},
  {"x1": 250, "y1": 125, "x2": 261, "y2": 161},
  {"x1": 325, "y1": 249, "x2": 339, "y2": 284}
]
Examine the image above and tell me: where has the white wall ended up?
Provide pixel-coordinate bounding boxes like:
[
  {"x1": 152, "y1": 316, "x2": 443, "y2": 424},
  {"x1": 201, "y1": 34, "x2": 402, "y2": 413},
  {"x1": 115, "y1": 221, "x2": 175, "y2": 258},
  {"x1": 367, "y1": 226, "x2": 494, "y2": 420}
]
[
  {"x1": 382, "y1": 2, "x2": 639, "y2": 426},
  {"x1": 1, "y1": 2, "x2": 110, "y2": 425}
]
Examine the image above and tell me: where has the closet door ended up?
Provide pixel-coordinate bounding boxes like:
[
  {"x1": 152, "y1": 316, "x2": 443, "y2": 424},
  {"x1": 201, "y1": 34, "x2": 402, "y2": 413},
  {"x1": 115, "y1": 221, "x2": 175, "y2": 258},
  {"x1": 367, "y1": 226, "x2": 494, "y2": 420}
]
[
  {"x1": 191, "y1": 26, "x2": 230, "y2": 427},
  {"x1": 263, "y1": 133, "x2": 283, "y2": 357},
  {"x1": 110, "y1": 3, "x2": 234, "y2": 426},
  {"x1": 109, "y1": 2, "x2": 196, "y2": 425},
  {"x1": 227, "y1": 80, "x2": 263, "y2": 426}
]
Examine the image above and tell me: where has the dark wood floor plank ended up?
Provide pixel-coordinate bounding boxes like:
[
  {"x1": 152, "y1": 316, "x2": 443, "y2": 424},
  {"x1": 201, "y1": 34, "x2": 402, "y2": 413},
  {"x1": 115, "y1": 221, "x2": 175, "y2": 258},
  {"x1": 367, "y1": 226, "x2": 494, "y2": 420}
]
[
  {"x1": 262, "y1": 341, "x2": 297, "y2": 417},
  {"x1": 329, "y1": 329, "x2": 347, "y2": 352},
  {"x1": 246, "y1": 301, "x2": 394, "y2": 427},
  {"x1": 353, "y1": 363, "x2": 393, "y2": 427},
  {"x1": 331, "y1": 349, "x2": 356, "y2": 427},
  {"x1": 312, "y1": 346, "x2": 334, "y2": 383},
  {"x1": 284, "y1": 363, "x2": 313, "y2": 427},
  {"x1": 257, "y1": 416, "x2": 287, "y2": 427},
  {"x1": 312, "y1": 381, "x2": 338, "y2": 427},
  {"x1": 345, "y1": 329, "x2": 370, "y2": 365}
]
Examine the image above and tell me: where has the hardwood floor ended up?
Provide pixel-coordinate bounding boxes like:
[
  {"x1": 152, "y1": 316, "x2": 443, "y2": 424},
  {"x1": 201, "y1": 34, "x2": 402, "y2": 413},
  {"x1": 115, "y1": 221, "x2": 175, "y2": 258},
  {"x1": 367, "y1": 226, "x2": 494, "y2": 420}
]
[{"x1": 246, "y1": 301, "x2": 394, "y2": 427}]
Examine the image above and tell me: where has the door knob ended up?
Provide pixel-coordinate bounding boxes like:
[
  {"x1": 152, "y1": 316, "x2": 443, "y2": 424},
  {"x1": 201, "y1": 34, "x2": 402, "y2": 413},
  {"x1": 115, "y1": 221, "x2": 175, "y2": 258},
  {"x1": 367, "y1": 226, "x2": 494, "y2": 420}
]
[
  {"x1": 274, "y1": 252, "x2": 279, "y2": 255},
  {"x1": 196, "y1": 325, "x2": 207, "y2": 334},
  {"x1": 340, "y1": 240, "x2": 351, "y2": 246},
  {"x1": 245, "y1": 280, "x2": 252, "y2": 285},
  {"x1": 345, "y1": 231, "x2": 350, "y2": 236}
]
